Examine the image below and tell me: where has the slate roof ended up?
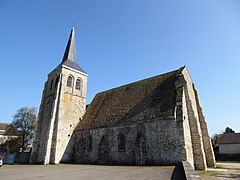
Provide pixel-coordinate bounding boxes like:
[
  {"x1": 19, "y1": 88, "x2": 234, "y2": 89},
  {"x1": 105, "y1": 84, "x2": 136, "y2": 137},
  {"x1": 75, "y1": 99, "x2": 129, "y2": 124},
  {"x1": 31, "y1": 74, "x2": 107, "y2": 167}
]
[
  {"x1": 57, "y1": 27, "x2": 86, "y2": 73},
  {"x1": 76, "y1": 67, "x2": 185, "y2": 130},
  {"x1": 218, "y1": 133, "x2": 240, "y2": 144}
]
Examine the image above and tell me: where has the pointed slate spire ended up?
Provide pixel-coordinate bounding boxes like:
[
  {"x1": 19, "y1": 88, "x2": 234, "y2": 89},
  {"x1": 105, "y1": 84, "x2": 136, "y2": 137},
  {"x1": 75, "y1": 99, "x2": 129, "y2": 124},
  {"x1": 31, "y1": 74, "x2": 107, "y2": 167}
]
[
  {"x1": 62, "y1": 27, "x2": 77, "y2": 63},
  {"x1": 60, "y1": 27, "x2": 86, "y2": 73}
]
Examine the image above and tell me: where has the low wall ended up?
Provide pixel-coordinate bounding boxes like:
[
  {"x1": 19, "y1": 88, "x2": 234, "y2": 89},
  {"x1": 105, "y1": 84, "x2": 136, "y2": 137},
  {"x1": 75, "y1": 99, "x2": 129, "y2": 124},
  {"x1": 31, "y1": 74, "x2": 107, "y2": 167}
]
[
  {"x1": 182, "y1": 161, "x2": 201, "y2": 180},
  {"x1": 0, "y1": 152, "x2": 31, "y2": 164},
  {"x1": 75, "y1": 119, "x2": 186, "y2": 166},
  {"x1": 14, "y1": 152, "x2": 31, "y2": 164}
]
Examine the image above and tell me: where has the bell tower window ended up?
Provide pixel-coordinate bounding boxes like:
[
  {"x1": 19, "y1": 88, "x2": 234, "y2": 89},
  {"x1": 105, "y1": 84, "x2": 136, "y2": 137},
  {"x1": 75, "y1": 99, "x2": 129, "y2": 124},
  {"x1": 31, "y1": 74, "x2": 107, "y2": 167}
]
[
  {"x1": 75, "y1": 78, "x2": 82, "y2": 90},
  {"x1": 67, "y1": 76, "x2": 73, "y2": 87}
]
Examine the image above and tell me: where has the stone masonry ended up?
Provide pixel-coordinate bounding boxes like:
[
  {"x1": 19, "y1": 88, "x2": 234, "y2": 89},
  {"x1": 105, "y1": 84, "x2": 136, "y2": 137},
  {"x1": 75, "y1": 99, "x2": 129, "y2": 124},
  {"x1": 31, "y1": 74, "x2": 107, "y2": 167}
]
[
  {"x1": 74, "y1": 66, "x2": 215, "y2": 170},
  {"x1": 30, "y1": 27, "x2": 88, "y2": 164},
  {"x1": 31, "y1": 27, "x2": 215, "y2": 170}
]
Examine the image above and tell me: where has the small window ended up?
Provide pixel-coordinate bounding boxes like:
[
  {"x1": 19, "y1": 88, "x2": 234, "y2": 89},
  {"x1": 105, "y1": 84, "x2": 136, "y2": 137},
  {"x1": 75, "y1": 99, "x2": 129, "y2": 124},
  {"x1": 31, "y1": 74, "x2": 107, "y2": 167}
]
[
  {"x1": 87, "y1": 136, "x2": 93, "y2": 152},
  {"x1": 67, "y1": 76, "x2": 73, "y2": 87},
  {"x1": 118, "y1": 133, "x2": 126, "y2": 152},
  {"x1": 50, "y1": 79, "x2": 53, "y2": 90},
  {"x1": 75, "y1": 79, "x2": 82, "y2": 90},
  {"x1": 55, "y1": 76, "x2": 60, "y2": 88}
]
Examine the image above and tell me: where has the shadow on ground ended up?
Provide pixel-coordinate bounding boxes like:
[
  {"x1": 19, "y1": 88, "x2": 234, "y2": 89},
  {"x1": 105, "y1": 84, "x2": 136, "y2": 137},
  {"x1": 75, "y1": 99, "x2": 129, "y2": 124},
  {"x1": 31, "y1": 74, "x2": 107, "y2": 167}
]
[
  {"x1": 171, "y1": 164, "x2": 186, "y2": 180},
  {"x1": 216, "y1": 174, "x2": 240, "y2": 179}
]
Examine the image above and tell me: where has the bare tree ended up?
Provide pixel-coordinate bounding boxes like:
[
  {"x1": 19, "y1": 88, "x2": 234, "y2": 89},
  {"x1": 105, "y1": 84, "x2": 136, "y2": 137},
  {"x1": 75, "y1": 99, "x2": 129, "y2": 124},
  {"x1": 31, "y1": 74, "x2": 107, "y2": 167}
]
[{"x1": 12, "y1": 107, "x2": 37, "y2": 151}]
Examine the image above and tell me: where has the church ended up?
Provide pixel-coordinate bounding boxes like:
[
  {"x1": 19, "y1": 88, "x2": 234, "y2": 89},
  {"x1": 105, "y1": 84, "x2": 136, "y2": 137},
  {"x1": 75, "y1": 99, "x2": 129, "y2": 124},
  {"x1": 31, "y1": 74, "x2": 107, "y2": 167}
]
[{"x1": 30, "y1": 27, "x2": 215, "y2": 170}]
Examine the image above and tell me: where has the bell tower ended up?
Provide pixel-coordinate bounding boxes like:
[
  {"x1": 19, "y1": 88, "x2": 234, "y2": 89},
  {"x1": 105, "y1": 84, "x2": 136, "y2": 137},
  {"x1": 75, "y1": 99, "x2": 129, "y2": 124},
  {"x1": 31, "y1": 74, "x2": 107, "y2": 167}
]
[{"x1": 30, "y1": 27, "x2": 88, "y2": 164}]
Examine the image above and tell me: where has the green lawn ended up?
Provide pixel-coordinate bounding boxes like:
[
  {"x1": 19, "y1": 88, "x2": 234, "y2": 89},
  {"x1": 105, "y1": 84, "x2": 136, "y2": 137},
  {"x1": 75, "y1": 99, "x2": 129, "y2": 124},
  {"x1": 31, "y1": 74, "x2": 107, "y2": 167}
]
[
  {"x1": 197, "y1": 170, "x2": 219, "y2": 177},
  {"x1": 216, "y1": 160, "x2": 240, "y2": 163}
]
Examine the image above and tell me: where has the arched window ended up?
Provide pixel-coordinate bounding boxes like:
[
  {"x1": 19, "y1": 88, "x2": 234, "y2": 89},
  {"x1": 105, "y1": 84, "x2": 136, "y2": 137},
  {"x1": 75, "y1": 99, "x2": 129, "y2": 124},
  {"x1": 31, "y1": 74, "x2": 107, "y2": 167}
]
[
  {"x1": 87, "y1": 136, "x2": 93, "y2": 152},
  {"x1": 67, "y1": 76, "x2": 73, "y2": 87},
  {"x1": 136, "y1": 133, "x2": 142, "y2": 147},
  {"x1": 50, "y1": 79, "x2": 53, "y2": 90},
  {"x1": 55, "y1": 76, "x2": 60, "y2": 88},
  {"x1": 118, "y1": 133, "x2": 126, "y2": 152},
  {"x1": 75, "y1": 78, "x2": 82, "y2": 90},
  {"x1": 98, "y1": 135, "x2": 109, "y2": 162}
]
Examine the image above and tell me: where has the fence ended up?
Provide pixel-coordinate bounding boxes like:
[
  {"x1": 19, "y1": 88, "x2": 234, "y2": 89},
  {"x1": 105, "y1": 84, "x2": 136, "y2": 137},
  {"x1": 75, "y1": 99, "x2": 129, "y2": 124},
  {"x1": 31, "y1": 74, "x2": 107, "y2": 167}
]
[{"x1": 0, "y1": 152, "x2": 31, "y2": 164}]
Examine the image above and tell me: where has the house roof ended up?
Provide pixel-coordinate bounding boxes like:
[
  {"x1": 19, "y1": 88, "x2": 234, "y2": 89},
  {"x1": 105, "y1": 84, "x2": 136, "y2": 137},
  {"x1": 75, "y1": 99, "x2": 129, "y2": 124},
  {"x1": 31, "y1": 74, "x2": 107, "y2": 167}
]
[
  {"x1": 218, "y1": 133, "x2": 240, "y2": 144},
  {"x1": 0, "y1": 122, "x2": 9, "y2": 131},
  {"x1": 76, "y1": 66, "x2": 185, "y2": 130},
  {"x1": 0, "y1": 122, "x2": 10, "y2": 135}
]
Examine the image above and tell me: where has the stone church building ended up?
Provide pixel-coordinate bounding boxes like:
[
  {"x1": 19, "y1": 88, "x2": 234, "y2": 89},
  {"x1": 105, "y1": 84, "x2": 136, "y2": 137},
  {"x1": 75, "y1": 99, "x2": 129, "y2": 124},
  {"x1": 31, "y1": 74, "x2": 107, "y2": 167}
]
[{"x1": 30, "y1": 27, "x2": 215, "y2": 170}]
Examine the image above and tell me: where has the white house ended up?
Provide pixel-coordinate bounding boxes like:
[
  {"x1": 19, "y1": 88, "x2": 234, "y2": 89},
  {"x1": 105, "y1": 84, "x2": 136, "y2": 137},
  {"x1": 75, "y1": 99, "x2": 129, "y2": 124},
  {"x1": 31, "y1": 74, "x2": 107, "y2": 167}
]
[{"x1": 218, "y1": 133, "x2": 240, "y2": 154}]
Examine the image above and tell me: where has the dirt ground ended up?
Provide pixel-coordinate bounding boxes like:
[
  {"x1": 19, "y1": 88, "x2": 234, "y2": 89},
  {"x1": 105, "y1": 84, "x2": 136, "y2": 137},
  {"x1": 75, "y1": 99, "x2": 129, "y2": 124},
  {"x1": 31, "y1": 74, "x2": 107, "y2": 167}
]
[{"x1": 198, "y1": 162, "x2": 240, "y2": 180}]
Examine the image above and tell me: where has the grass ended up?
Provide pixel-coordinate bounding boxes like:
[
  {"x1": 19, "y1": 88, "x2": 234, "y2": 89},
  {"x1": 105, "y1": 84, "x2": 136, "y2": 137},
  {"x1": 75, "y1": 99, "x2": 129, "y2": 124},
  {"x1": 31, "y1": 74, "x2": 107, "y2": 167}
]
[
  {"x1": 1, "y1": 164, "x2": 11, "y2": 167},
  {"x1": 216, "y1": 164, "x2": 224, "y2": 169},
  {"x1": 197, "y1": 161, "x2": 240, "y2": 179},
  {"x1": 197, "y1": 170, "x2": 219, "y2": 177},
  {"x1": 216, "y1": 160, "x2": 240, "y2": 163}
]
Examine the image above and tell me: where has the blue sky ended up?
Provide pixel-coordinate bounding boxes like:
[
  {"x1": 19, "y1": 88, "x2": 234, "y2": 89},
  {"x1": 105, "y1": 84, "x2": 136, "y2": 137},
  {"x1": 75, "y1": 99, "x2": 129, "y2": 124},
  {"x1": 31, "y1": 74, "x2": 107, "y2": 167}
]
[{"x1": 0, "y1": 0, "x2": 239, "y2": 135}]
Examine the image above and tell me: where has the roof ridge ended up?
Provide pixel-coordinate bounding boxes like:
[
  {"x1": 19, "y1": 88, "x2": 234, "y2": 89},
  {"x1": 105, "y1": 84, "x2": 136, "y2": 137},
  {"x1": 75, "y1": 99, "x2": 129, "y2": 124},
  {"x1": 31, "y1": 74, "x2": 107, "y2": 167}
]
[{"x1": 96, "y1": 67, "x2": 184, "y2": 95}]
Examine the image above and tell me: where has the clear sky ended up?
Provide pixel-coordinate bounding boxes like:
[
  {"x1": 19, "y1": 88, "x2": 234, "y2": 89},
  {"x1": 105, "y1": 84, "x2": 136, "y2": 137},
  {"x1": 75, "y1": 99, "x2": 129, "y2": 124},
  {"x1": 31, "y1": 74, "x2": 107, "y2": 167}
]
[{"x1": 0, "y1": 0, "x2": 239, "y2": 135}]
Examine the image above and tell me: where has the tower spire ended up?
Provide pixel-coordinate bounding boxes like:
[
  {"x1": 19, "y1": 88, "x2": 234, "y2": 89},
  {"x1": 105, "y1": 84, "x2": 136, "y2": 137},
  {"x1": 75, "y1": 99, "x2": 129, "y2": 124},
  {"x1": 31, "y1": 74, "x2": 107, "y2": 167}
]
[
  {"x1": 62, "y1": 27, "x2": 77, "y2": 63},
  {"x1": 59, "y1": 27, "x2": 86, "y2": 73}
]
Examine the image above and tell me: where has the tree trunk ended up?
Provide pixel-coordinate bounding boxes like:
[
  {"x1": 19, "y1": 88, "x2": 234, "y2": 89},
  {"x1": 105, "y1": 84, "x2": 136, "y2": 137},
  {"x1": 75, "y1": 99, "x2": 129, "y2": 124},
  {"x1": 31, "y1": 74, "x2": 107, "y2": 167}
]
[{"x1": 22, "y1": 133, "x2": 25, "y2": 152}]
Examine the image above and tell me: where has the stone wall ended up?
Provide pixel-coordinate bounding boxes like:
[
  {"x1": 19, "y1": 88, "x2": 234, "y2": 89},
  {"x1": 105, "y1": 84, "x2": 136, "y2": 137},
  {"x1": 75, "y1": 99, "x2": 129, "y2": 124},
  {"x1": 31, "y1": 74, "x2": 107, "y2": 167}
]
[
  {"x1": 51, "y1": 67, "x2": 87, "y2": 163},
  {"x1": 175, "y1": 72, "x2": 194, "y2": 168},
  {"x1": 74, "y1": 118, "x2": 187, "y2": 165},
  {"x1": 30, "y1": 68, "x2": 62, "y2": 164},
  {"x1": 182, "y1": 68, "x2": 207, "y2": 170},
  {"x1": 30, "y1": 65, "x2": 87, "y2": 164},
  {"x1": 174, "y1": 67, "x2": 215, "y2": 170}
]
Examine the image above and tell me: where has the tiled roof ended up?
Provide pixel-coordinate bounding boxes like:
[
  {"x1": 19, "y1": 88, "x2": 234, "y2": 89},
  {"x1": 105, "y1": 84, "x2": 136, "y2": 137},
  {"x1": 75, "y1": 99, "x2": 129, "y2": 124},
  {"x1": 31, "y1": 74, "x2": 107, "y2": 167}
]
[
  {"x1": 76, "y1": 67, "x2": 185, "y2": 130},
  {"x1": 0, "y1": 122, "x2": 10, "y2": 135},
  {"x1": 218, "y1": 133, "x2": 240, "y2": 144},
  {"x1": 0, "y1": 122, "x2": 9, "y2": 131}
]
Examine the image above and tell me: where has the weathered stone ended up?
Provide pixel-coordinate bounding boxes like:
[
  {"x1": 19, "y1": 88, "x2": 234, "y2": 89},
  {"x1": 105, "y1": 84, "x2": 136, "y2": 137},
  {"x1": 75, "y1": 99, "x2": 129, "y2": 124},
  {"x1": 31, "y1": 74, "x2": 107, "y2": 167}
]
[
  {"x1": 31, "y1": 28, "x2": 215, "y2": 170},
  {"x1": 30, "y1": 27, "x2": 88, "y2": 164}
]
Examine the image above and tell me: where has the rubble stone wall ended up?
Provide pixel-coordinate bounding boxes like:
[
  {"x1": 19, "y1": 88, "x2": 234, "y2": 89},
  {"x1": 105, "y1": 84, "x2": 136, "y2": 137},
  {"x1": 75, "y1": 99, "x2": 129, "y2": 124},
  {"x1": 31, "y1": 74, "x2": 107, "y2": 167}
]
[{"x1": 74, "y1": 118, "x2": 187, "y2": 165}]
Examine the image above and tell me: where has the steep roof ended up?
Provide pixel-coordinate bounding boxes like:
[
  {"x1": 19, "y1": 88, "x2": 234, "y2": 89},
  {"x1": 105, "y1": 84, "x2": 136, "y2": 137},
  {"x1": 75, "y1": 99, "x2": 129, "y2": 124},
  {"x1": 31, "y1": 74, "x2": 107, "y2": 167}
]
[
  {"x1": 218, "y1": 133, "x2": 240, "y2": 144},
  {"x1": 76, "y1": 67, "x2": 185, "y2": 130},
  {"x1": 57, "y1": 27, "x2": 86, "y2": 73}
]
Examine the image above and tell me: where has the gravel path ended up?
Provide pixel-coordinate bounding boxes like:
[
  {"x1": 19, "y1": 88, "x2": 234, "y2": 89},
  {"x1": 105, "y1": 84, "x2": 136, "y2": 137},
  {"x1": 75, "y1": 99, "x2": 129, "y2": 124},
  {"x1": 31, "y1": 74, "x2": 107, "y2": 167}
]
[{"x1": 199, "y1": 162, "x2": 240, "y2": 180}]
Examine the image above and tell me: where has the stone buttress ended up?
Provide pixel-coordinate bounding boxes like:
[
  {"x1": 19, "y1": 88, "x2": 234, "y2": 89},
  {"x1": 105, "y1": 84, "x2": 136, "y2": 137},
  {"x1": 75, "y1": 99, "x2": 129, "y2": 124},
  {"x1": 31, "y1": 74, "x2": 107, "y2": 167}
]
[{"x1": 180, "y1": 67, "x2": 215, "y2": 170}]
